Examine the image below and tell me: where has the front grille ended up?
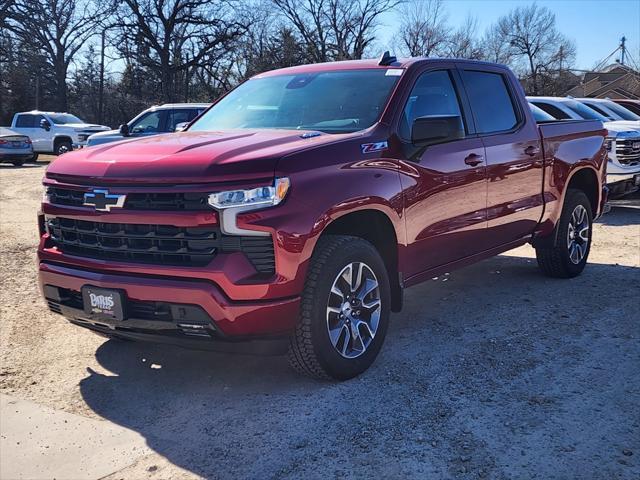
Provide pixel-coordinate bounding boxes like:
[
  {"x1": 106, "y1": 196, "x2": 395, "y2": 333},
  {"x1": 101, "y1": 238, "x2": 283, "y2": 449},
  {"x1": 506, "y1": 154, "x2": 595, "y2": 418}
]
[
  {"x1": 46, "y1": 217, "x2": 276, "y2": 273},
  {"x1": 46, "y1": 187, "x2": 211, "y2": 211},
  {"x1": 47, "y1": 217, "x2": 218, "y2": 266},
  {"x1": 615, "y1": 138, "x2": 640, "y2": 166}
]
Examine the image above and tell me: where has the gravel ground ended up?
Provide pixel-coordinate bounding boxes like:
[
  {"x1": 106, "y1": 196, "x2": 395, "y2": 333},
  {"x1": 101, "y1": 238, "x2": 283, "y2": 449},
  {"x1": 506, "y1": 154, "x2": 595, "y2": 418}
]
[{"x1": 1, "y1": 160, "x2": 639, "y2": 479}]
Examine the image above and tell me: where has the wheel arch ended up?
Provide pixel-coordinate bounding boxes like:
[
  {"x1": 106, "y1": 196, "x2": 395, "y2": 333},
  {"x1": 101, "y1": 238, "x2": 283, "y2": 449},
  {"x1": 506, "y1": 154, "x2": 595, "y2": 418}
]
[
  {"x1": 565, "y1": 166, "x2": 599, "y2": 215},
  {"x1": 318, "y1": 208, "x2": 403, "y2": 312}
]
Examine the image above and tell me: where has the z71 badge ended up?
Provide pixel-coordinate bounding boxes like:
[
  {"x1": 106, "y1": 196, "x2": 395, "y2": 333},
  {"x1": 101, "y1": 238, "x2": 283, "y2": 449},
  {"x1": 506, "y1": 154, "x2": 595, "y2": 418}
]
[{"x1": 361, "y1": 141, "x2": 388, "y2": 154}]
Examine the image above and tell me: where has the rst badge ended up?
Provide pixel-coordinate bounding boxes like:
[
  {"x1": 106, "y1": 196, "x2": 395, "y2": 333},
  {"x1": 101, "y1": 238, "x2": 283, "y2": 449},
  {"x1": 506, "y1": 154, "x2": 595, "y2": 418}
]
[
  {"x1": 361, "y1": 141, "x2": 388, "y2": 154},
  {"x1": 83, "y1": 189, "x2": 126, "y2": 211}
]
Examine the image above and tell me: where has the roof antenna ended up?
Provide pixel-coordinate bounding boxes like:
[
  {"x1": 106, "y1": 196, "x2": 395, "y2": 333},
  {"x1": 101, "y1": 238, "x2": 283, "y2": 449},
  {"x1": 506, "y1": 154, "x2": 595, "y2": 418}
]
[{"x1": 378, "y1": 51, "x2": 397, "y2": 66}]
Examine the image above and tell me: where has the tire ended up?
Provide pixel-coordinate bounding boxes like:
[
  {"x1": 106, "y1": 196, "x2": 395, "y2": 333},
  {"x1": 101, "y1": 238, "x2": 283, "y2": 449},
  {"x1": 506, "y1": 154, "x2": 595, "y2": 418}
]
[
  {"x1": 28, "y1": 153, "x2": 39, "y2": 163},
  {"x1": 535, "y1": 189, "x2": 593, "y2": 278},
  {"x1": 54, "y1": 139, "x2": 72, "y2": 156},
  {"x1": 11, "y1": 159, "x2": 25, "y2": 167},
  {"x1": 288, "y1": 235, "x2": 391, "y2": 380}
]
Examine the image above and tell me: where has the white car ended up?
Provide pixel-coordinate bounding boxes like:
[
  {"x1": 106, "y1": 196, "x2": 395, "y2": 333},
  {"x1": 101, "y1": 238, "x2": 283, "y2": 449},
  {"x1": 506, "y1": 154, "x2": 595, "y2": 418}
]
[
  {"x1": 576, "y1": 97, "x2": 640, "y2": 128},
  {"x1": 9, "y1": 111, "x2": 110, "y2": 155},
  {"x1": 528, "y1": 96, "x2": 640, "y2": 198},
  {"x1": 0, "y1": 127, "x2": 34, "y2": 166},
  {"x1": 86, "y1": 103, "x2": 209, "y2": 147}
]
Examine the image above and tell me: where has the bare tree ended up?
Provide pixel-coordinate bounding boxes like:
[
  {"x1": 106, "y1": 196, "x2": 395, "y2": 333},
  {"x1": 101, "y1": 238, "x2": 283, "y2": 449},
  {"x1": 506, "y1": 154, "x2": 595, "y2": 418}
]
[
  {"x1": 8, "y1": 0, "x2": 108, "y2": 111},
  {"x1": 397, "y1": 0, "x2": 449, "y2": 57},
  {"x1": 272, "y1": 0, "x2": 398, "y2": 62},
  {"x1": 480, "y1": 24, "x2": 514, "y2": 65},
  {"x1": 114, "y1": 0, "x2": 246, "y2": 102},
  {"x1": 496, "y1": 3, "x2": 575, "y2": 95},
  {"x1": 445, "y1": 15, "x2": 482, "y2": 60}
]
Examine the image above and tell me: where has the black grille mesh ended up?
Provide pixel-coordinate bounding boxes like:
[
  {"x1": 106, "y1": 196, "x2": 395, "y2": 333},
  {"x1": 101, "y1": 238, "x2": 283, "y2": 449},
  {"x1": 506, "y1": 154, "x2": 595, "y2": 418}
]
[{"x1": 46, "y1": 217, "x2": 275, "y2": 273}]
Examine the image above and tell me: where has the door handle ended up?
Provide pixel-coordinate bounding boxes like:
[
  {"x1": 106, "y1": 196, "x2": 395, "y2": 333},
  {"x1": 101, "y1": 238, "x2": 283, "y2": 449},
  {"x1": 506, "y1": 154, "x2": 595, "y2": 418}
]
[
  {"x1": 464, "y1": 153, "x2": 484, "y2": 167},
  {"x1": 524, "y1": 145, "x2": 540, "y2": 156}
]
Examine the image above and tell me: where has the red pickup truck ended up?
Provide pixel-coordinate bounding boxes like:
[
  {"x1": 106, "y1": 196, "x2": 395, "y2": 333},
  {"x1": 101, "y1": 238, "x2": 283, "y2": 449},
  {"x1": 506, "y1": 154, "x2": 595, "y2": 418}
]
[{"x1": 38, "y1": 57, "x2": 608, "y2": 380}]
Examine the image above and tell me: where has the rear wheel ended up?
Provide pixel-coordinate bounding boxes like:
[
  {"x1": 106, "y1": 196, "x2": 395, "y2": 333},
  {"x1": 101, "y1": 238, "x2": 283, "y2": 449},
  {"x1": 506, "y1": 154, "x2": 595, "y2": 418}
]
[
  {"x1": 288, "y1": 235, "x2": 390, "y2": 380},
  {"x1": 28, "y1": 153, "x2": 39, "y2": 163},
  {"x1": 535, "y1": 189, "x2": 593, "y2": 278},
  {"x1": 11, "y1": 159, "x2": 25, "y2": 167}
]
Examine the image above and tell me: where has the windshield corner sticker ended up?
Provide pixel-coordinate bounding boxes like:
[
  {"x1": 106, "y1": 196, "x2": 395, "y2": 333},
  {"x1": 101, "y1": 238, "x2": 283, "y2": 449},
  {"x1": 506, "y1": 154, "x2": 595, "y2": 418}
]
[{"x1": 361, "y1": 141, "x2": 388, "y2": 154}]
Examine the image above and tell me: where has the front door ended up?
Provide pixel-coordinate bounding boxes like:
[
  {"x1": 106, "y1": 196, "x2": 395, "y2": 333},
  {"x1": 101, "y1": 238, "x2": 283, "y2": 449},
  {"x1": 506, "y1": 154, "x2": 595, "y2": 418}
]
[{"x1": 395, "y1": 68, "x2": 488, "y2": 281}]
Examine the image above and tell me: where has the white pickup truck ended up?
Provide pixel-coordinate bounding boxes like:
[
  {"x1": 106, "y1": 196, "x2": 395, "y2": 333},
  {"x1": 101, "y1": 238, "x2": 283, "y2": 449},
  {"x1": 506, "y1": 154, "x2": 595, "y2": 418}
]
[
  {"x1": 528, "y1": 97, "x2": 640, "y2": 198},
  {"x1": 9, "y1": 111, "x2": 109, "y2": 155}
]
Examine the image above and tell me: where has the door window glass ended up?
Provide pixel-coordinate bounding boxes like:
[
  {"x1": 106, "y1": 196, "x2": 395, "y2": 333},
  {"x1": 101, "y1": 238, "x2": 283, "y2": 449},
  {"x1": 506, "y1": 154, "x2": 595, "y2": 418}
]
[
  {"x1": 400, "y1": 70, "x2": 464, "y2": 139},
  {"x1": 130, "y1": 111, "x2": 163, "y2": 134},
  {"x1": 462, "y1": 71, "x2": 518, "y2": 133}
]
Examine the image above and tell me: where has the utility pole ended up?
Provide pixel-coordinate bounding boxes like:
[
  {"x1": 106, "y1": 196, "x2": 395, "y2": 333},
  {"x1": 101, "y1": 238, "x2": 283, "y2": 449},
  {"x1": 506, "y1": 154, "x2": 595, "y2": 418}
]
[
  {"x1": 620, "y1": 36, "x2": 626, "y2": 65},
  {"x1": 98, "y1": 27, "x2": 106, "y2": 124}
]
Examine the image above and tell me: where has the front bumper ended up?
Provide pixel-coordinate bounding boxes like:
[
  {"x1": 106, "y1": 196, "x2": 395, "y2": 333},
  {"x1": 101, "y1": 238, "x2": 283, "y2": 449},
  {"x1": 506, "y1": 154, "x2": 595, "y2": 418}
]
[{"x1": 39, "y1": 261, "x2": 300, "y2": 342}]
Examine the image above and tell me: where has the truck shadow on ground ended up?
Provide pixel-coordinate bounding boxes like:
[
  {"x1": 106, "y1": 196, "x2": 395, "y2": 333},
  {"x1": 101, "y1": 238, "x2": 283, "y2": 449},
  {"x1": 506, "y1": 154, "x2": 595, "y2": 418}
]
[{"x1": 79, "y1": 222, "x2": 640, "y2": 479}]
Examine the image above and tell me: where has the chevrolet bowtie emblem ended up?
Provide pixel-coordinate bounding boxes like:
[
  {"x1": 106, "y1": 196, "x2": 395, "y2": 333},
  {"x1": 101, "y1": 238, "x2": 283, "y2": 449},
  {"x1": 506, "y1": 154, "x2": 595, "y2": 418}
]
[{"x1": 83, "y1": 189, "x2": 126, "y2": 212}]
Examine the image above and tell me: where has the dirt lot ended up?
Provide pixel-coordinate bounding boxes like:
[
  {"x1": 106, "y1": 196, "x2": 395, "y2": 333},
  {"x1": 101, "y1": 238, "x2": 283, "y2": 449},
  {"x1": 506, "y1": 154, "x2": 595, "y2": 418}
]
[{"x1": 1, "y1": 159, "x2": 639, "y2": 479}]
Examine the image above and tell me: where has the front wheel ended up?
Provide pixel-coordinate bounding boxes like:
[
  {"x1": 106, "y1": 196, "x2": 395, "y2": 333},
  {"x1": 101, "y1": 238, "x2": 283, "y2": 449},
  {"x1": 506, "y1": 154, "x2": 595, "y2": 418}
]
[
  {"x1": 535, "y1": 189, "x2": 593, "y2": 278},
  {"x1": 288, "y1": 235, "x2": 391, "y2": 380}
]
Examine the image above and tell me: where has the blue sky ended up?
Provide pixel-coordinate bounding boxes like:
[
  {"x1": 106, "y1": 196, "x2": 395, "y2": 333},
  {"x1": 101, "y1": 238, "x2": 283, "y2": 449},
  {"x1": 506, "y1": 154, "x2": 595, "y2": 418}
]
[{"x1": 378, "y1": 0, "x2": 640, "y2": 70}]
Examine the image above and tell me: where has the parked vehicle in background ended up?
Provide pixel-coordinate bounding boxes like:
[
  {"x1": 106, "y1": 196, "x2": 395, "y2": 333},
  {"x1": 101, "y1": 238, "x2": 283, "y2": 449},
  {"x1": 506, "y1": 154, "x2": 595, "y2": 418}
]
[
  {"x1": 86, "y1": 103, "x2": 210, "y2": 147},
  {"x1": 39, "y1": 58, "x2": 608, "y2": 380},
  {"x1": 9, "y1": 111, "x2": 110, "y2": 155},
  {"x1": 577, "y1": 97, "x2": 640, "y2": 126},
  {"x1": 529, "y1": 96, "x2": 640, "y2": 198},
  {"x1": 529, "y1": 102, "x2": 556, "y2": 122},
  {"x1": 0, "y1": 127, "x2": 34, "y2": 166},
  {"x1": 612, "y1": 99, "x2": 640, "y2": 116}
]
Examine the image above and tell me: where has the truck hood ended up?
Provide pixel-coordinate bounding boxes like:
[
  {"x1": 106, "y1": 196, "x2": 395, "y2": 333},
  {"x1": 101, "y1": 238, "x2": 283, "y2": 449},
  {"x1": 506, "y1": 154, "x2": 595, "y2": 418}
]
[
  {"x1": 61, "y1": 123, "x2": 110, "y2": 131},
  {"x1": 604, "y1": 121, "x2": 640, "y2": 134},
  {"x1": 46, "y1": 129, "x2": 349, "y2": 185}
]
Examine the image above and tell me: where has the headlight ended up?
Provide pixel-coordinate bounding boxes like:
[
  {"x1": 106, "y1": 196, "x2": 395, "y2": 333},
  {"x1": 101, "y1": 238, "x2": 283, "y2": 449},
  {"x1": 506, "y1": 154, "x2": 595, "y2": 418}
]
[{"x1": 208, "y1": 177, "x2": 290, "y2": 210}]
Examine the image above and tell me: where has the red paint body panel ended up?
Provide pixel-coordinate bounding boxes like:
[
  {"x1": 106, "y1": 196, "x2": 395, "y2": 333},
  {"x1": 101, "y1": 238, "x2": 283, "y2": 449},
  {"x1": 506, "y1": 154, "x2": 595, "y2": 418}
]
[{"x1": 37, "y1": 58, "x2": 607, "y2": 343}]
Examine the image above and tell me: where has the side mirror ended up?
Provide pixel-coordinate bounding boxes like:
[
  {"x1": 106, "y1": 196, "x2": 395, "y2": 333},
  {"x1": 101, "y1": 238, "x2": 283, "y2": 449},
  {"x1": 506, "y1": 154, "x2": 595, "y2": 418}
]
[
  {"x1": 174, "y1": 122, "x2": 189, "y2": 132},
  {"x1": 411, "y1": 115, "x2": 465, "y2": 147},
  {"x1": 119, "y1": 124, "x2": 130, "y2": 137},
  {"x1": 40, "y1": 119, "x2": 51, "y2": 131}
]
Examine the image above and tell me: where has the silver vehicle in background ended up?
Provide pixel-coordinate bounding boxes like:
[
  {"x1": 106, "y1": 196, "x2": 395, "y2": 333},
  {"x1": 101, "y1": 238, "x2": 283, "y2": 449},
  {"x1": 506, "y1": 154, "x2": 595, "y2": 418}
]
[
  {"x1": 86, "y1": 103, "x2": 210, "y2": 147},
  {"x1": 0, "y1": 127, "x2": 35, "y2": 166}
]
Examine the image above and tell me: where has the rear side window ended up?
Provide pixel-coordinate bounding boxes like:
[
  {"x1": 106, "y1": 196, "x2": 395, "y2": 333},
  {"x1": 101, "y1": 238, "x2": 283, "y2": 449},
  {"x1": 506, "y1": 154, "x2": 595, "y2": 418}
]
[
  {"x1": 532, "y1": 102, "x2": 571, "y2": 120},
  {"x1": 166, "y1": 109, "x2": 201, "y2": 132},
  {"x1": 15, "y1": 115, "x2": 35, "y2": 127},
  {"x1": 461, "y1": 71, "x2": 518, "y2": 134},
  {"x1": 400, "y1": 70, "x2": 464, "y2": 139}
]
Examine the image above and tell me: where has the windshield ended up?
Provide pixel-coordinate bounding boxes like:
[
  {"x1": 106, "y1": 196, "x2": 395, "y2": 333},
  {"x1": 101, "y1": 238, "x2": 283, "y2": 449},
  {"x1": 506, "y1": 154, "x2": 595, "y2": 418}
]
[
  {"x1": 563, "y1": 100, "x2": 608, "y2": 121},
  {"x1": 48, "y1": 113, "x2": 84, "y2": 125},
  {"x1": 602, "y1": 101, "x2": 640, "y2": 121},
  {"x1": 190, "y1": 69, "x2": 402, "y2": 134}
]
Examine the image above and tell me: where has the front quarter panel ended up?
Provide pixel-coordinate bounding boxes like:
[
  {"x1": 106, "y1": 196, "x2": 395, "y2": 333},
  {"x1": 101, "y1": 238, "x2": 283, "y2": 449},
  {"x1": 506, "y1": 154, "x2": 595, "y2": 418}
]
[{"x1": 236, "y1": 135, "x2": 405, "y2": 296}]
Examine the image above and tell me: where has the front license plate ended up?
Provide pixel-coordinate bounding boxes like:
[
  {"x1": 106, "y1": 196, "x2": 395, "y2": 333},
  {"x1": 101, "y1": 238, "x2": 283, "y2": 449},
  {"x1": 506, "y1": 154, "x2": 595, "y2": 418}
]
[{"x1": 82, "y1": 286, "x2": 125, "y2": 321}]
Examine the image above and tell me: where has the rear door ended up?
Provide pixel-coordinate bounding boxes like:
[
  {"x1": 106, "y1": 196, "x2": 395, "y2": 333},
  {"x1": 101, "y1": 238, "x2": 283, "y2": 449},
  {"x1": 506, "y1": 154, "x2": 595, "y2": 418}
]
[
  {"x1": 396, "y1": 65, "x2": 488, "y2": 278},
  {"x1": 459, "y1": 67, "x2": 545, "y2": 246}
]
